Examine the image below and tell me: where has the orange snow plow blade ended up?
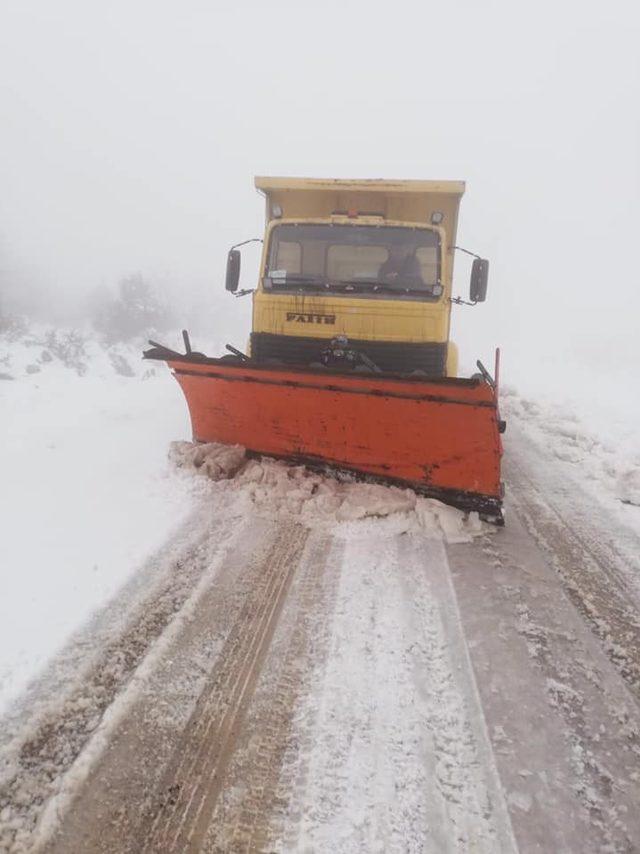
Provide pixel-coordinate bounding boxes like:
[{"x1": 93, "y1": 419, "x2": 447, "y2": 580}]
[{"x1": 149, "y1": 352, "x2": 505, "y2": 519}]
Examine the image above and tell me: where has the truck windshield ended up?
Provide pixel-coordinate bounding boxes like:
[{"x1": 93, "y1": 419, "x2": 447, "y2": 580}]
[{"x1": 264, "y1": 223, "x2": 441, "y2": 298}]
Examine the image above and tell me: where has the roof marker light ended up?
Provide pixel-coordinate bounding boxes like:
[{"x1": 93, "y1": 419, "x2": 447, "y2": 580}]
[
  {"x1": 272, "y1": 203, "x2": 283, "y2": 218},
  {"x1": 431, "y1": 211, "x2": 444, "y2": 225}
]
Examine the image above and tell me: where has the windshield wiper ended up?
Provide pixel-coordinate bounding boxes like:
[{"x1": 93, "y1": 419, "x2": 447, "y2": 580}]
[
  {"x1": 265, "y1": 275, "x2": 438, "y2": 296},
  {"x1": 338, "y1": 279, "x2": 438, "y2": 295},
  {"x1": 267, "y1": 277, "x2": 372, "y2": 292},
  {"x1": 338, "y1": 278, "x2": 382, "y2": 288},
  {"x1": 265, "y1": 274, "x2": 327, "y2": 288}
]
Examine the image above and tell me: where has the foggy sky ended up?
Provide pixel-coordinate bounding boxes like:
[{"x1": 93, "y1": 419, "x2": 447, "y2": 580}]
[{"x1": 1, "y1": 0, "x2": 639, "y2": 393}]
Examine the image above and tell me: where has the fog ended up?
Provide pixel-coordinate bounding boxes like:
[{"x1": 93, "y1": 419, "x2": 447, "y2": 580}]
[{"x1": 1, "y1": 0, "x2": 638, "y2": 398}]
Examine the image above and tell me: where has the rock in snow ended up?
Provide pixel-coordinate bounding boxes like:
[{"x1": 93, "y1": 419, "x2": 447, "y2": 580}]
[{"x1": 617, "y1": 467, "x2": 640, "y2": 506}]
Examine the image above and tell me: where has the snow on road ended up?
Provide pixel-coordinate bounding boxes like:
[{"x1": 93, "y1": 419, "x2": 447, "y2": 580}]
[
  {"x1": 275, "y1": 532, "x2": 514, "y2": 853},
  {"x1": 501, "y1": 384, "x2": 640, "y2": 526},
  {"x1": 2, "y1": 323, "x2": 640, "y2": 852},
  {"x1": 8, "y1": 473, "x2": 637, "y2": 853},
  {"x1": 171, "y1": 440, "x2": 485, "y2": 542},
  {"x1": 9, "y1": 518, "x2": 514, "y2": 854}
]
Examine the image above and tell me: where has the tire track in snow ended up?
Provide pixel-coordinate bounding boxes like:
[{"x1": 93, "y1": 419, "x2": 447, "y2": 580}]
[
  {"x1": 0, "y1": 499, "x2": 241, "y2": 854},
  {"x1": 505, "y1": 432, "x2": 640, "y2": 702},
  {"x1": 201, "y1": 531, "x2": 339, "y2": 852},
  {"x1": 447, "y1": 508, "x2": 640, "y2": 851},
  {"x1": 274, "y1": 532, "x2": 516, "y2": 853},
  {"x1": 140, "y1": 521, "x2": 309, "y2": 854},
  {"x1": 38, "y1": 515, "x2": 306, "y2": 854}
]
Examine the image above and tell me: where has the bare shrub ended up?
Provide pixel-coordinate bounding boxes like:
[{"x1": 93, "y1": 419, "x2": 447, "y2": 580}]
[
  {"x1": 43, "y1": 329, "x2": 88, "y2": 375},
  {"x1": 91, "y1": 274, "x2": 172, "y2": 343}
]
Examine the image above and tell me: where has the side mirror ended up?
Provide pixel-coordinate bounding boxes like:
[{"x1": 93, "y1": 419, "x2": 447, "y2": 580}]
[
  {"x1": 225, "y1": 249, "x2": 241, "y2": 292},
  {"x1": 470, "y1": 258, "x2": 489, "y2": 303}
]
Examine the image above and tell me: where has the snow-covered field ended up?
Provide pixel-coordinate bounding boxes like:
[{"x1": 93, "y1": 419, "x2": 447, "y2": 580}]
[{"x1": 0, "y1": 324, "x2": 197, "y2": 714}]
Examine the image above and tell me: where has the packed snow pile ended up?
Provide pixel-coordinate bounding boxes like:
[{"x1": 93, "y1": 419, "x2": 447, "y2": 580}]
[
  {"x1": 169, "y1": 440, "x2": 486, "y2": 543},
  {"x1": 170, "y1": 440, "x2": 247, "y2": 481},
  {"x1": 501, "y1": 385, "x2": 640, "y2": 510}
]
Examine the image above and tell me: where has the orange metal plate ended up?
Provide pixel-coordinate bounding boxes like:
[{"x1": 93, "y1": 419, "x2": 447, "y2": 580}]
[{"x1": 169, "y1": 360, "x2": 503, "y2": 506}]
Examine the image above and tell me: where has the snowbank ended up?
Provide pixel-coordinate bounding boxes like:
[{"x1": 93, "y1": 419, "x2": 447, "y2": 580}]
[
  {"x1": 501, "y1": 385, "x2": 640, "y2": 513},
  {"x1": 0, "y1": 323, "x2": 195, "y2": 715},
  {"x1": 169, "y1": 440, "x2": 486, "y2": 544}
]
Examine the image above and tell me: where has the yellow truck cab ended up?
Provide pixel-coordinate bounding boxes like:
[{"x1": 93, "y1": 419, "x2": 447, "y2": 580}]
[{"x1": 226, "y1": 177, "x2": 488, "y2": 377}]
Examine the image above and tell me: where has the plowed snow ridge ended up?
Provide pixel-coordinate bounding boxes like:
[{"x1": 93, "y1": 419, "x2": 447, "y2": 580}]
[{"x1": 170, "y1": 439, "x2": 486, "y2": 543}]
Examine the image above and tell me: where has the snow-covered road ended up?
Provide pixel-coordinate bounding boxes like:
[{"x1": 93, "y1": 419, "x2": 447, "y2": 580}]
[
  {"x1": 2, "y1": 424, "x2": 640, "y2": 853},
  {"x1": 2, "y1": 328, "x2": 640, "y2": 852}
]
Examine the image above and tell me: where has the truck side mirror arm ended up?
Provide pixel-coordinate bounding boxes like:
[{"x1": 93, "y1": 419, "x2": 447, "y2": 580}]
[{"x1": 452, "y1": 246, "x2": 489, "y2": 303}]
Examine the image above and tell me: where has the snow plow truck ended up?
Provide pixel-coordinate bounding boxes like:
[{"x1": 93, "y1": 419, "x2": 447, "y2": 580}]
[{"x1": 145, "y1": 177, "x2": 506, "y2": 522}]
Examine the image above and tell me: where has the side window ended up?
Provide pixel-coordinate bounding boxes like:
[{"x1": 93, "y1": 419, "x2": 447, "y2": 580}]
[
  {"x1": 274, "y1": 241, "x2": 301, "y2": 273},
  {"x1": 327, "y1": 245, "x2": 388, "y2": 280},
  {"x1": 416, "y1": 246, "x2": 438, "y2": 284}
]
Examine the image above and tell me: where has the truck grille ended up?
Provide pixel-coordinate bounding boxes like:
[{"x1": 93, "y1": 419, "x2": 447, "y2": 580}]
[{"x1": 250, "y1": 333, "x2": 448, "y2": 376}]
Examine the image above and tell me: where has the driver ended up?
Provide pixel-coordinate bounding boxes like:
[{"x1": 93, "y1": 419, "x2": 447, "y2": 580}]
[{"x1": 378, "y1": 245, "x2": 423, "y2": 285}]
